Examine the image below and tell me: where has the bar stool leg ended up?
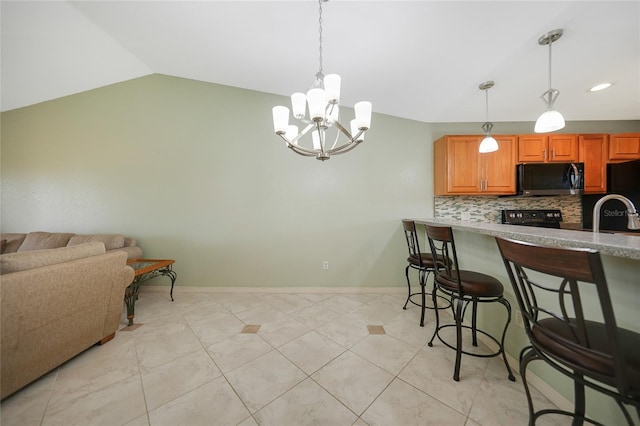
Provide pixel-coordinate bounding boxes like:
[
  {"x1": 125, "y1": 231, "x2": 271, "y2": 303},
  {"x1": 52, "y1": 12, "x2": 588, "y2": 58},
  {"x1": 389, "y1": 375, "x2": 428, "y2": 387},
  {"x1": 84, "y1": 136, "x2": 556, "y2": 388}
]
[
  {"x1": 403, "y1": 265, "x2": 411, "y2": 310},
  {"x1": 499, "y1": 298, "x2": 516, "y2": 381},
  {"x1": 520, "y1": 347, "x2": 537, "y2": 426},
  {"x1": 573, "y1": 377, "x2": 586, "y2": 426},
  {"x1": 420, "y1": 271, "x2": 426, "y2": 327},
  {"x1": 453, "y1": 297, "x2": 464, "y2": 382},
  {"x1": 428, "y1": 287, "x2": 440, "y2": 347},
  {"x1": 471, "y1": 298, "x2": 479, "y2": 346}
]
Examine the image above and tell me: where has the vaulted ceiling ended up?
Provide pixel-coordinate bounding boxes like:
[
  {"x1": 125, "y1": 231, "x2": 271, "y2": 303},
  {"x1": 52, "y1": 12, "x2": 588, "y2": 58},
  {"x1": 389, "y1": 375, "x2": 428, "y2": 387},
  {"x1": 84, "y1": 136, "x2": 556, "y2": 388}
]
[{"x1": 2, "y1": 1, "x2": 639, "y2": 124}]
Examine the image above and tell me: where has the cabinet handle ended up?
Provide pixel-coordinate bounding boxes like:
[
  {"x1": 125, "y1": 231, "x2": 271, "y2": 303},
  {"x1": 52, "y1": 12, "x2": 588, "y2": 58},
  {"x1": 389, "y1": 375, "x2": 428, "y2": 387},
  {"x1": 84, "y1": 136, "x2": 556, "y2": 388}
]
[{"x1": 543, "y1": 149, "x2": 547, "y2": 160}]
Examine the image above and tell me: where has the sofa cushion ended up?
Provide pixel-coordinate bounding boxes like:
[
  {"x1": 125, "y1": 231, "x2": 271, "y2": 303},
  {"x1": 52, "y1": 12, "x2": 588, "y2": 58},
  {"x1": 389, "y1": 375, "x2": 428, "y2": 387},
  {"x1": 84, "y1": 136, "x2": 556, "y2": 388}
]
[
  {"x1": 67, "y1": 234, "x2": 125, "y2": 250},
  {"x1": 1, "y1": 233, "x2": 27, "y2": 254},
  {"x1": 0, "y1": 242, "x2": 106, "y2": 275},
  {"x1": 17, "y1": 232, "x2": 74, "y2": 252}
]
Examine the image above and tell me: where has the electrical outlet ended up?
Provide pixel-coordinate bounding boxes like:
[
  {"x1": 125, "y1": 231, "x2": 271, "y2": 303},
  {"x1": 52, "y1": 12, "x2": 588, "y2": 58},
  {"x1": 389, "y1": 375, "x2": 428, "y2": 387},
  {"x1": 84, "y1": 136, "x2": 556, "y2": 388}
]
[
  {"x1": 322, "y1": 261, "x2": 329, "y2": 270},
  {"x1": 515, "y1": 310, "x2": 524, "y2": 328},
  {"x1": 461, "y1": 212, "x2": 471, "y2": 221}
]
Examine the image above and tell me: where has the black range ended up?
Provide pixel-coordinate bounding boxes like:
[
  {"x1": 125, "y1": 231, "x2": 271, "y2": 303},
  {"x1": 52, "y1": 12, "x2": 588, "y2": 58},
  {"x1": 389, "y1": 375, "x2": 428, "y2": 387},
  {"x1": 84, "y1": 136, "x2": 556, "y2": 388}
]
[{"x1": 501, "y1": 209, "x2": 563, "y2": 229}]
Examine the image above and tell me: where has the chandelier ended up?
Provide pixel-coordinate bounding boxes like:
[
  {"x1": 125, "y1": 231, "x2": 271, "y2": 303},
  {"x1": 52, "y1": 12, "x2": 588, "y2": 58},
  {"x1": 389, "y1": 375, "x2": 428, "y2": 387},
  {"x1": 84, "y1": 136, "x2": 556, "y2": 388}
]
[
  {"x1": 534, "y1": 29, "x2": 565, "y2": 133},
  {"x1": 271, "y1": 0, "x2": 372, "y2": 161}
]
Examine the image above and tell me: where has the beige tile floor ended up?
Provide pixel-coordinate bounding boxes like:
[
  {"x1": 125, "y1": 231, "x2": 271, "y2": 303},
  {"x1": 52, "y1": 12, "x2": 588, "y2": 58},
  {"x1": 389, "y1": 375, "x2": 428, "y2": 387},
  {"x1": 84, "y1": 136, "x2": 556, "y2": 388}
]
[{"x1": 0, "y1": 289, "x2": 567, "y2": 426}]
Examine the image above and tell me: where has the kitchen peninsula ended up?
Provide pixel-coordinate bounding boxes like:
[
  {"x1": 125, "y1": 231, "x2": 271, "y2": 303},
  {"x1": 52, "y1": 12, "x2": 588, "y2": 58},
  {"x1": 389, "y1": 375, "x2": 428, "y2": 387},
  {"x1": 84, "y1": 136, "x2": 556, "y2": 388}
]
[
  {"x1": 411, "y1": 218, "x2": 639, "y2": 425},
  {"x1": 414, "y1": 218, "x2": 640, "y2": 260}
]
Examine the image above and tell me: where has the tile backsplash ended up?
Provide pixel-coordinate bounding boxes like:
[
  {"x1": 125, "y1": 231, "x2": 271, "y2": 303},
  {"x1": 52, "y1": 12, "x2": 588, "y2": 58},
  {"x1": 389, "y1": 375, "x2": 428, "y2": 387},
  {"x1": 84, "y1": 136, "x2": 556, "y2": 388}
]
[{"x1": 434, "y1": 195, "x2": 582, "y2": 224}]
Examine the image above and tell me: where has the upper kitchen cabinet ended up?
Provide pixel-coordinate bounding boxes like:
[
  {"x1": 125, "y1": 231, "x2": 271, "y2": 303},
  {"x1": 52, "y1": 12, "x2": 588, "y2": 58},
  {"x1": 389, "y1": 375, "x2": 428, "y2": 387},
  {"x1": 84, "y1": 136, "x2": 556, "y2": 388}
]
[
  {"x1": 578, "y1": 134, "x2": 607, "y2": 194},
  {"x1": 517, "y1": 134, "x2": 578, "y2": 163},
  {"x1": 608, "y1": 133, "x2": 640, "y2": 161},
  {"x1": 434, "y1": 135, "x2": 517, "y2": 195}
]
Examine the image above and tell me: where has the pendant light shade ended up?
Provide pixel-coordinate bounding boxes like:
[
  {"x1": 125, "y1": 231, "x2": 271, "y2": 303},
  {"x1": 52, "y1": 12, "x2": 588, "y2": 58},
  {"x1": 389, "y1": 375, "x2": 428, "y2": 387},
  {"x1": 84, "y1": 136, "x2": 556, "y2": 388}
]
[
  {"x1": 478, "y1": 81, "x2": 498, "y2": 153},
  {"x1": 479, "y1": 135, "x2": 499, "y2": 153},
  {"x1": 535, "y1": 29, "x2": 565, "y2": 133},
  {"x1": 534, "y1": 107, "x2": 565, "y2": 133}
]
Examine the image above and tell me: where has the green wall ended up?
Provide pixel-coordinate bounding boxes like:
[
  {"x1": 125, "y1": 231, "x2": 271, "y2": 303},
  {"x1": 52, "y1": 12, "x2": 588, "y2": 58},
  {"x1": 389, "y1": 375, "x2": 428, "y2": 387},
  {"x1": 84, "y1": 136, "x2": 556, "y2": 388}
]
[{"x1": 1, "y1": 74, "x2": 433, "y2": 288}]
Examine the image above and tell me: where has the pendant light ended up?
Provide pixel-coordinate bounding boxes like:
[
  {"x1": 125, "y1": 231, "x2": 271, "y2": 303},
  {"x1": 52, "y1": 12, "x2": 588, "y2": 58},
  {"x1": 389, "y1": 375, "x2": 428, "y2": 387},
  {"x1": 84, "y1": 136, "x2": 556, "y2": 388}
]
[
  {"x1": 534, "y1": 29, "x2": 565, "y2": 133},
  {"x1": 478, "y1": 81, "x2": 498, "y2": 153}
]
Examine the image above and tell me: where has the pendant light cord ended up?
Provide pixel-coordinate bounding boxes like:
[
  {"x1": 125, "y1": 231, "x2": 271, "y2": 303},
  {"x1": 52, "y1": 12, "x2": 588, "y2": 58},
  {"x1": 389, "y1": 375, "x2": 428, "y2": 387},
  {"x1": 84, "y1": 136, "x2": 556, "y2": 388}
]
[
  {"x1": 485, "y1": 89, "x2": 489, "y2": 122},
  {"x1": 548, "y1": 40, "x2": 553, "y2": 89}
]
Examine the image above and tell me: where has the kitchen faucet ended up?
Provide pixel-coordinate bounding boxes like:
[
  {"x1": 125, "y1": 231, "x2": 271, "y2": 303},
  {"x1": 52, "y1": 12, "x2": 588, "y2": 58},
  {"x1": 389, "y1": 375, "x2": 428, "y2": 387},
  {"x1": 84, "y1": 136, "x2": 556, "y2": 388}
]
[{"x1": 592, "y1": 194, "x2": 640, "y2": 233}]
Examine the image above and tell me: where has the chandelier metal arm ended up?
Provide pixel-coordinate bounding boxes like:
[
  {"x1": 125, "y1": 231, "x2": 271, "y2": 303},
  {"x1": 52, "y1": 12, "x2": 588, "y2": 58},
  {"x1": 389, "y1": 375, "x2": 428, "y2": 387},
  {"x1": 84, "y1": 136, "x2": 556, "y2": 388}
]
[
  {"x1": 327, "y1": 139, "x2": 362, "y2": 156},
  {"x1": 287, "y1": 145, "x2": 319, "y2": 157},
  {"x1": 279, "y1": 121, "x2": 363, "y2": 158}
]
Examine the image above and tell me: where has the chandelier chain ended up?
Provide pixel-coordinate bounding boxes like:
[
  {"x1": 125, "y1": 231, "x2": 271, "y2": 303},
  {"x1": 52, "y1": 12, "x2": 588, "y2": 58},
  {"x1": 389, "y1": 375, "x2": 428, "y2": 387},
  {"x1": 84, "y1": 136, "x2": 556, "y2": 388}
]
[{"x1": 318, "y1": 0, "x2": 323, "y2": 77}]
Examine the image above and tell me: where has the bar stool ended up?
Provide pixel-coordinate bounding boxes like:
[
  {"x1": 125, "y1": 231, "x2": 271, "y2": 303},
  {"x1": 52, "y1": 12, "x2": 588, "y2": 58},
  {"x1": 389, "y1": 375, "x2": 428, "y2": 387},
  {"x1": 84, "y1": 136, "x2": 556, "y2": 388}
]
[
  {"x1": 496, "y1": 237, "x2": 640, "y2": 425},
  {"x1": 424, "y1": 224, "x2": 515, "y2": 382},
  {"x1": 401, "y1": 220, "x2": 450, "y2": 327}
]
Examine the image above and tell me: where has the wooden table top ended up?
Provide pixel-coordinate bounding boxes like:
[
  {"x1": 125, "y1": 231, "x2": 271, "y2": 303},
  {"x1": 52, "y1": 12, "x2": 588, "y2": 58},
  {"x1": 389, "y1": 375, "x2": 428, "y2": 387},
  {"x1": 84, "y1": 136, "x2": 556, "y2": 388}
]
[{"x1": 126, "y1": 258, "x2": 175, "y2": 277}]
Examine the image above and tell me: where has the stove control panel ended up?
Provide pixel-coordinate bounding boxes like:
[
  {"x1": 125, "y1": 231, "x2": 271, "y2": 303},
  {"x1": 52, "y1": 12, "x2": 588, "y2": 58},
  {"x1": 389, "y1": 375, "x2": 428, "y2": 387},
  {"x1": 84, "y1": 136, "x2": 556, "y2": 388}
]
[{"x1": 501, "y1": 209, "x2": 563, "y2": 225}]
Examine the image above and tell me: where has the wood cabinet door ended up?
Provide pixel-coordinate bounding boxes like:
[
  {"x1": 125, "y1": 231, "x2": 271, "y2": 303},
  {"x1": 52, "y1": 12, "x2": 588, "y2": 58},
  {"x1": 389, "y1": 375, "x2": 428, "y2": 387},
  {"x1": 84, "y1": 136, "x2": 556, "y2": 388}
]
[
  {"x1": 609, "y1": 133, "x2": 640, "y2": 160},
  {"x1": 445, "y1": 136, "x2": 481, "y2": 193},
  {"x1": 483, "y1": 136, "x2": 517, "y2": 194},
  {"x1": 549, "y1": 134, "x2": 578, "y2": 162},
  {"x1": 579, "y1": 134, "x2": 607, "y2": 194},
  {"x1": 518, "y1": 135, "x2": 547, "y2": 162}
]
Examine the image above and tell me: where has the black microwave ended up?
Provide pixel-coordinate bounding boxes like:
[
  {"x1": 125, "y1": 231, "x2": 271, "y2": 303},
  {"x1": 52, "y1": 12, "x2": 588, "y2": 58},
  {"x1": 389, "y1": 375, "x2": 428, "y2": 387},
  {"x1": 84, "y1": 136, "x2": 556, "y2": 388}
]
[{"x1": 516, "y1": 162, "x2": 584, "y2": 196}]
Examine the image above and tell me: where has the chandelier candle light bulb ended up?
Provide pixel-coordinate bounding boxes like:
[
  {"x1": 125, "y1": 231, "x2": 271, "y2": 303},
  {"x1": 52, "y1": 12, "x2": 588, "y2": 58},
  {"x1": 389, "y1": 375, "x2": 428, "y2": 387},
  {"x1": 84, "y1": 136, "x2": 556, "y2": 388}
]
[{"x1": 270, "y1": 0, "x2": 371, "y2": 161}]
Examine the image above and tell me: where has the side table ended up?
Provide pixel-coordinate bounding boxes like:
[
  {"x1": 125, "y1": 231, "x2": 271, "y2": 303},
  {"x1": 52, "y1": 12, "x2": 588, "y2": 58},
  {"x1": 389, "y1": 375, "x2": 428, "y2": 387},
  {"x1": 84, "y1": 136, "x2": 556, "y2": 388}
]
[{"x1": 125, "y1": 259, "x2": 176, "y2": 326}]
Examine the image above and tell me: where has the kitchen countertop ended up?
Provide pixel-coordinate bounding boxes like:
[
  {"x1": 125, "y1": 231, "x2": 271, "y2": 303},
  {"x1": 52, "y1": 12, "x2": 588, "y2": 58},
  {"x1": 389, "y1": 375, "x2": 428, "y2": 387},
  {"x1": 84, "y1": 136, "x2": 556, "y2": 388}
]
[{"x1": 412, "y1": 218, "x2": 640, "y2": 260}]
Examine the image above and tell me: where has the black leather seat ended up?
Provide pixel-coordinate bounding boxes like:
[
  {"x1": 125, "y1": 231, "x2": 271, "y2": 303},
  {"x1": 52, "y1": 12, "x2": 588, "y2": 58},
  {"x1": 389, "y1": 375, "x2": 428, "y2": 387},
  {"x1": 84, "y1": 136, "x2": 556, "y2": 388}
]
[
  {"x1": 424, "y1": 224, "x2": 515, "y2": 382},
  {"x1": 496, "y1": 236, "x2": 640, "y2": 425}
]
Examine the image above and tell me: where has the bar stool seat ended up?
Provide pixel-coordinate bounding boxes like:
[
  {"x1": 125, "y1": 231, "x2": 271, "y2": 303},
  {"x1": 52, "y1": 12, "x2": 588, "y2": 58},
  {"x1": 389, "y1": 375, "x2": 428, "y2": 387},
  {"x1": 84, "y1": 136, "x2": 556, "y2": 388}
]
[
  {"x1": 436, "y1": 270, "x2": 504, "y2": 298},
  {"x1": 533, "y1": 319, "x2": 640, "y2": 391}
]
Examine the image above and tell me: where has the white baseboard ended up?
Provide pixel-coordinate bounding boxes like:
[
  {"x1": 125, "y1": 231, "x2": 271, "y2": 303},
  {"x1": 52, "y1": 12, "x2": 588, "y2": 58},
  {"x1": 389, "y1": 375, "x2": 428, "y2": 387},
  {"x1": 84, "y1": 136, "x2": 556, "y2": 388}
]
[{"x1": 140, "y1": 285, "x2": 406, "y2": 294}]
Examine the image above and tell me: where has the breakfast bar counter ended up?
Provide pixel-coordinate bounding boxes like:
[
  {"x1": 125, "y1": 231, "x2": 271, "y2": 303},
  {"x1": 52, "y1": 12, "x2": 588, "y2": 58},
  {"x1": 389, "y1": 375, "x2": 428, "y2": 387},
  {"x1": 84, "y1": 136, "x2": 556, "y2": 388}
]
[
  {"x1": 413, "y1": 218, "x2": 640, "y2": 260},
  {"x1": 409, "y1": 217, "x2": 639, "y2": 424}
]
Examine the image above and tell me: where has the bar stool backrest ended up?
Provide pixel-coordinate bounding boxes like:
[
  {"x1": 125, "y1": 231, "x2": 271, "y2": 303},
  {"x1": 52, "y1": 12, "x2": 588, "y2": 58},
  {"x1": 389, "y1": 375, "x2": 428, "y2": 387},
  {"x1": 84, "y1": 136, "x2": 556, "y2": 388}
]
[
  {"x1": 402, "y1": 220, "x2": 423, "y2": 267},
  {"x1": 424, "y1": 224, "x2": 460, "y2": 292},
  {"x1": 495, "y1": 237, "x2": 629, "y2": 396}
]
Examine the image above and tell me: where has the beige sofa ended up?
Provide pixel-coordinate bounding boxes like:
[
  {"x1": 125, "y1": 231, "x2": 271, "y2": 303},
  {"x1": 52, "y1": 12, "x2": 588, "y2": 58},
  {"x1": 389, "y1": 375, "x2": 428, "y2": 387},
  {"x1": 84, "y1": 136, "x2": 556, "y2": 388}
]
[
  {"x1": 0, "y1": 241, "x2": 135, "y2": 399},
  {"x1": 1, "y1": 231, "x2": 143, "y2": 259}
]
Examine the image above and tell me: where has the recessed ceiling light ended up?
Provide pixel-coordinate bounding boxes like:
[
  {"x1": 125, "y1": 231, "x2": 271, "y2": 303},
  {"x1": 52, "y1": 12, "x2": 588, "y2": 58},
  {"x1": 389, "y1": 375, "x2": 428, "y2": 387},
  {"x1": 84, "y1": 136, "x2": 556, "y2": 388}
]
[{"x1": 589, "y1": 82, "x2": 613, "y2": 92}]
